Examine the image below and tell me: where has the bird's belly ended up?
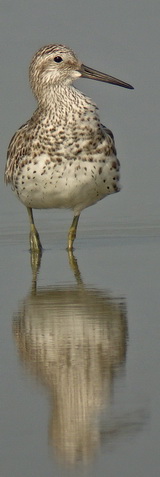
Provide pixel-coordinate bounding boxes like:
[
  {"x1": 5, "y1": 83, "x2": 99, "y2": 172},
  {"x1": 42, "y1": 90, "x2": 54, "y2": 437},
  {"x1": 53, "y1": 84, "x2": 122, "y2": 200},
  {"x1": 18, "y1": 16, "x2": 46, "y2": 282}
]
[{"x1": 13, "y1": 153, "x2": 120, "y2": 213}]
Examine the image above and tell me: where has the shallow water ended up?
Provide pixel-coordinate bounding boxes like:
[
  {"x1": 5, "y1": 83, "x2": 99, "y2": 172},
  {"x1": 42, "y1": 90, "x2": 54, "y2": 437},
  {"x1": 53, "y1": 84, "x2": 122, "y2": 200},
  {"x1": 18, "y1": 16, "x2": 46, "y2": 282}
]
[
  {"x1": 1, "y1": 0, "x2": 160, "y2": 475},
  {"x1": 1, "y1": 214, "x2": 160, "y2": 477}
]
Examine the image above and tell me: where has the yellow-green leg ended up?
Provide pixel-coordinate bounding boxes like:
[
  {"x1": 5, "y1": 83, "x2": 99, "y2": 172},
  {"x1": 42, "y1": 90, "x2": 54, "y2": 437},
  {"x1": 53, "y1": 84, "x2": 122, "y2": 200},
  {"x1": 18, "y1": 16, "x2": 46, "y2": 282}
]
[
  {"x1": 68, "y1": 215, "x2": 80, "y2": 250},
  {"x1": 27, "y1": 207, "x2": 42, "y2": 253}
]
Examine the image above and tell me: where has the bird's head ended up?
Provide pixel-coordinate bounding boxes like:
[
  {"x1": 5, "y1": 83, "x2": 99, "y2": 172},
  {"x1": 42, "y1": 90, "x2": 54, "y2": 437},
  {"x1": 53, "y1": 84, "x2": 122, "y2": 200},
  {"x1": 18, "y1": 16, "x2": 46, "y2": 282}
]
[{"x1": 29, "y1": 44, "x2": 133, "y2": 101}]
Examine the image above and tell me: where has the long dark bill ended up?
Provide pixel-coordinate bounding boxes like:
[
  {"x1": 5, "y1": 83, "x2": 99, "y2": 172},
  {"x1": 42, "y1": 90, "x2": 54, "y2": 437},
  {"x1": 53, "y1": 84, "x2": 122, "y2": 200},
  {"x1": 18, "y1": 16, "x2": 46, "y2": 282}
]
[{"x1": 80, "y1": 64, "x2": 134, "y2": 90}]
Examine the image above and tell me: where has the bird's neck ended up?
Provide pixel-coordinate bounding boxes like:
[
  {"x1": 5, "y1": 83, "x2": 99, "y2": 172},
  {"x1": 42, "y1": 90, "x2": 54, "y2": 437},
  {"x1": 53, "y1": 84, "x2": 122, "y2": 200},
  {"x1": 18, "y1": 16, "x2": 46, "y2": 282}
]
[{"x1": 37, "y1": 84, "x2": 98, "y2": 125}]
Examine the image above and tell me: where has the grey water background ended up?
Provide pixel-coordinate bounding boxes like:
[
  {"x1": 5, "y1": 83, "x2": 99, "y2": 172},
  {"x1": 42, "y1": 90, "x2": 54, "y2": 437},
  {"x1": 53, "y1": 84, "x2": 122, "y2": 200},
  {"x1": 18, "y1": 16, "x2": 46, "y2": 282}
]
[{"x1": 0, "y1": 1, "x2": 160, "y2": 476}]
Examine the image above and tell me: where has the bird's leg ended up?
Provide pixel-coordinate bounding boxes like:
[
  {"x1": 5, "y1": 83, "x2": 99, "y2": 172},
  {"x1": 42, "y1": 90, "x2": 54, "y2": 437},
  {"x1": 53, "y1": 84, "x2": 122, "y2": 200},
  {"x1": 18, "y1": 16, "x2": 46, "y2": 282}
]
[
  {"x1": 27, "y1": 207, "x2": 42, "y2": 253},
  {"x1": 67, "y1": 215, "x2": 80, "y2": 250}
]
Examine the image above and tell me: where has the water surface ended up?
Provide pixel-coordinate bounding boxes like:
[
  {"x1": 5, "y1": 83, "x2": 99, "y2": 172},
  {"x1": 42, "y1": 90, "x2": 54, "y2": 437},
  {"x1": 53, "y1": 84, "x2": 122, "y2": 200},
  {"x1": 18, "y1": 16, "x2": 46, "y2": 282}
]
[
  {"x1": 1, "y1": 0, "x2": 160, "y2": 475},
  {"x1": 1, "y1": 217, "x2": 160, "y2": 476}
]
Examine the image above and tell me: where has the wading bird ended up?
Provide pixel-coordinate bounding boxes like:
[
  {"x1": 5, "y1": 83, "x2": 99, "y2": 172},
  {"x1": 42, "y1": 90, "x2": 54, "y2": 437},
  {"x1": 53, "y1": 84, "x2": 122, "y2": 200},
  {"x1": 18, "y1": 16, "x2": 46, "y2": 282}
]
[{"x1": 5, "y1": 44, "x2": 133, "y2": 252}]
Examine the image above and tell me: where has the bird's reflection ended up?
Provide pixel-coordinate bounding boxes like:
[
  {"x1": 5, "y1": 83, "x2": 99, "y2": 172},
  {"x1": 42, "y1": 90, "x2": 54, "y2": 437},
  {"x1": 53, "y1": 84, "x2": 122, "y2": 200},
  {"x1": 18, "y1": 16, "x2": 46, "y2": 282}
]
[{"x1": 13, "y1": 251, "x2": 128, "y2": 465}]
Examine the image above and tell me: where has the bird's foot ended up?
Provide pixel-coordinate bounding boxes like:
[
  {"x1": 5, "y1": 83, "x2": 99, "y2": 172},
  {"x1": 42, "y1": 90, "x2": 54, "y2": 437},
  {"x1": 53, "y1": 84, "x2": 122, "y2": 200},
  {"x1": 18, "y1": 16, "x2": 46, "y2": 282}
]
[
  {"x1": 67, "y1": 226, "x2": 76, "y2": 251},
  {"x1": 29, "y1": 224, "x2": 42, "y2": 253},
  {"x1": 29, "y1": 226, "x2": 42, "y2": 283},
  {"x1": 67, "y1": 215, "x2": 80, "y2": 251}
]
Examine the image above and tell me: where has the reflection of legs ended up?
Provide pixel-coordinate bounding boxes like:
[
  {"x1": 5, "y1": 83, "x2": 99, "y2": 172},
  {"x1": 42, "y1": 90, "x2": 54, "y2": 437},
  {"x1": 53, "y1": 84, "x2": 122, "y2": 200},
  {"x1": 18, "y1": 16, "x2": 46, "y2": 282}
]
[
  {"x1": 27, "y1": 207, "x2": 42, "y2": 252},
  {"x1": 68, "y1": 250, "x2": 83, "y2": 285},
  {"x1": 68, "y1": 215, "x2": 80, "y2": 250}
]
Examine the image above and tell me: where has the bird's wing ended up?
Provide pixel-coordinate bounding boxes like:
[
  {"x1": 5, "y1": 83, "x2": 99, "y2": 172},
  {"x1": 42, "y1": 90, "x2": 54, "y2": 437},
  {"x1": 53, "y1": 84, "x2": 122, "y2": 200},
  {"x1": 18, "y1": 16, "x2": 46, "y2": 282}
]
[
  {"x1": 101, "y1": 123, "x2": 117, "y2": 157},
  {"x1": 4, "y1": 122, "x2": 30, "y2": 184}
]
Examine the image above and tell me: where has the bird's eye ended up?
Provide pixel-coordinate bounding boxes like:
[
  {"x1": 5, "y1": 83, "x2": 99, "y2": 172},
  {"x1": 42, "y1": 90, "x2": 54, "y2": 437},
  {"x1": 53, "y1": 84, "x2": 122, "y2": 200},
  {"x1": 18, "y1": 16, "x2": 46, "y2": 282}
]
[{"x1": 54, "y1": 56, "x2": 63, "y2": 63}]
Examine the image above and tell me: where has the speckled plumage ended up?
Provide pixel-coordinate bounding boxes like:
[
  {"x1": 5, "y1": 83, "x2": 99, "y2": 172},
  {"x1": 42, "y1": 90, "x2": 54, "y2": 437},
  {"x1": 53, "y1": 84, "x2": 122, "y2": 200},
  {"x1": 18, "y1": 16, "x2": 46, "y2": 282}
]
[{"x1": 5, "y1": 44, "x2": 133, "y2": 251}]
